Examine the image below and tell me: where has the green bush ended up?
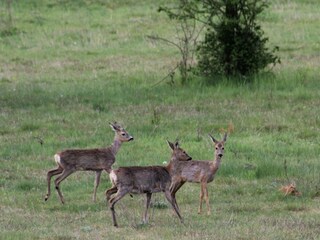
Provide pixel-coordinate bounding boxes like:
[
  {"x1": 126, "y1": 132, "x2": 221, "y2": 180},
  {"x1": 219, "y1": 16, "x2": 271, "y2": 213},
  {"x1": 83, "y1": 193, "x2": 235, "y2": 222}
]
[
  {"x1": 197, "y1": 0, "x2": 280, "y2": 78},
  {"x1": 160, "y1": 0, "x2": 280, "y2": 81}
]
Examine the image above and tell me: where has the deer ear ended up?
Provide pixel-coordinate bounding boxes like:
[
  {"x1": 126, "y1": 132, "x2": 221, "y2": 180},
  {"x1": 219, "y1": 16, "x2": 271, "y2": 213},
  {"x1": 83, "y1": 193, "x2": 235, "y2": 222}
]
[
  {"x1": 174, "y1": 141, "x2": 180, "y2": 148},
  {"x1": 208, "y1": 134, "x2": 218, "y2": 143},
  {"x1": 110, "y1": 122, "x2": 120, "y2": 131},
  {"x1": 223, "y1": 132, "x2": 228, "y2": 142},
  {"x1": 167, "y1": 140, "x2": 175, "y2": 150}
]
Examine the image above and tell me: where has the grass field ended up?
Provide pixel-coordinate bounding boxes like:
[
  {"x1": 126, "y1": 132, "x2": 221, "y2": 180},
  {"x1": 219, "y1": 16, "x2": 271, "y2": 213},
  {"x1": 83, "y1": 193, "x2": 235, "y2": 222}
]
[{"x1": 0, "y1": 0, "x2": 319, "y2": 239}]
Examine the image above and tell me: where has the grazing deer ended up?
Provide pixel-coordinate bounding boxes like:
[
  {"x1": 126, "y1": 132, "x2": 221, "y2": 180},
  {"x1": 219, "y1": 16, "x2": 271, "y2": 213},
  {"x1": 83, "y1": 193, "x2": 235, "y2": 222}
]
[
  {"x1": 105, "y1": 141, "x2": 192, "y2": 227},
  {"x1": 44, "y1": 122, "x2": 133, "y2": 204},
  {"x1": 170, "y1": 133, "x2": 227, "y2": 215}
]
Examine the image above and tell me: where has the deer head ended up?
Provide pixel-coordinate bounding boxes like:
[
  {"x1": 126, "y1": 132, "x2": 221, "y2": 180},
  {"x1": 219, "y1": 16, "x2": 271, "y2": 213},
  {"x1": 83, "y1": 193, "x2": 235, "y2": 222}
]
[
  {"x1": 167, "y1": 140, "x2": 192, "y2": 161},
  {"x1": 209, "y1": 133, "x2": 227, "y2": 159},
  {"x1": 110, "y1": 122, "x2": 134, "y2": 142}
]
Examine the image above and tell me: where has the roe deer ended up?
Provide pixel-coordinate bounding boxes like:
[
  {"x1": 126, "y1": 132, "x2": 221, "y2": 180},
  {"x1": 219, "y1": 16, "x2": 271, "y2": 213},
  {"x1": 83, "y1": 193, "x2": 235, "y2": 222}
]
[
  {"x1": 170, "y1": 133, "x2": 227, "y2": 215},
  {"x1": 45, "y1": 122, "x2": 133, "y2": 204},
  {"x1": 105, "y1": 141, "x2": 192, "y2": 227}
]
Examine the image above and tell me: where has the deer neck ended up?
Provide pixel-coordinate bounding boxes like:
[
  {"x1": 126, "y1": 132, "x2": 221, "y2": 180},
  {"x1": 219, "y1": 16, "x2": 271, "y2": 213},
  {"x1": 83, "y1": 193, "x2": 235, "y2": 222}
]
[
  {"x1": 166, "y1": 156, "x2": 178, "y2": 173},
  {"x1": 111, "y1": 138, "x2": 122, "y2": 155},
  {"x1": 212, "y1": 156, "x2": 222, "y2": 173},
  {"x1": 166, "y1": 161, "x2": 172, "y2": 173}
]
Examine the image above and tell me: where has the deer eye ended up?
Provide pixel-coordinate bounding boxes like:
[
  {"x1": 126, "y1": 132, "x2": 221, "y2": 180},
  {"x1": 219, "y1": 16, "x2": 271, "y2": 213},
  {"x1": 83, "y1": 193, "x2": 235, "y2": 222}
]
[{"x1": 121, "y1": 133, "x2": 126, "y2": 136}]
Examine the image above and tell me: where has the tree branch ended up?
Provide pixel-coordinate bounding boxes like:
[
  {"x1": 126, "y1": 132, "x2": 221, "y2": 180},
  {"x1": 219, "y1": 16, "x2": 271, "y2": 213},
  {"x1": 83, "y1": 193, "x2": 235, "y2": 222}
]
[{"x1": 146, "y1": 35, "x2": 183, "y2": 53}]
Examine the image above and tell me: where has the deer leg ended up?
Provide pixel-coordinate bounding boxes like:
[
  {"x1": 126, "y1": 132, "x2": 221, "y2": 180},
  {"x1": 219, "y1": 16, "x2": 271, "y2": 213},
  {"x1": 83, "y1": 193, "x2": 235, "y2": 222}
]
[
  {"x1": 143, "y1": 193, "x2": 152, "y2": 224},
  {"x1": 164, "y1": 189, "x2": 183, "y2": 223},
  {"x1": 109, "y1": 188, "x2": 130, "y2": 227},
  {"x1": 105, "y1": 186, "x2": 118, "y2": 201},
  {"x1": 198, "y1": 181, "x2": 205, "y2": 214},
  {"x1": 204, "y1": 184, "x2": 211, "y2": 215},
  {"x1": 93, "y1": 170, "x2": 102, "y2": 202},
  {"x1": 45, "y1": 167, "x2": 63, "y2": 201},
  {"x1": 54, "y1": 168, "x2": 74, "y2": 204},
  {"x1": 170, "y1": 181, "x2": 185, "y2": 213}
]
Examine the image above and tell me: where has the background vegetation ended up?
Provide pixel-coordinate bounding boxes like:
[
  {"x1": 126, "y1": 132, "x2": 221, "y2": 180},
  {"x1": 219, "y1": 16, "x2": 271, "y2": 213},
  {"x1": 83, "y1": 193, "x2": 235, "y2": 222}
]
[{"x1": 0, "y1": 0, "x2": 319, "y2": 239}]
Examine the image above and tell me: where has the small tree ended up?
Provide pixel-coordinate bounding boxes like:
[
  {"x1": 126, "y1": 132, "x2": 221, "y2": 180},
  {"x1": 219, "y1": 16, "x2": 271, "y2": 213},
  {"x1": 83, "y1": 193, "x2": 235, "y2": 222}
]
[
  {"x1": 197, "y1": 0, "x2": 280, "y2": 77},
  {"x1": 149, "y1": 0, "x2": 203, "y2": 85},
  {"x1": 160, "y1": 0, "x2": 280, "y2": 81}
]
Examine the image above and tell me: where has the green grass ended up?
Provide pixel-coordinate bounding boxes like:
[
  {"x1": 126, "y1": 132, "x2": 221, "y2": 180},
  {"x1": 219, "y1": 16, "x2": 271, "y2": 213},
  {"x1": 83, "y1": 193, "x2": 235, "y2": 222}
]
[{"x1": 1, "y1": 0, "x2": 320, "y2": 239}]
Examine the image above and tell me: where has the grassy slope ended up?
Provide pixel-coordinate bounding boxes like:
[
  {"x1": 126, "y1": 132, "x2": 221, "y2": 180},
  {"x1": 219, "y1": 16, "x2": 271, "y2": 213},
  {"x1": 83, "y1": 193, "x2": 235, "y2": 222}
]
[{"x1": 0, "y1": 0, "x2": 319, "y2": 239}]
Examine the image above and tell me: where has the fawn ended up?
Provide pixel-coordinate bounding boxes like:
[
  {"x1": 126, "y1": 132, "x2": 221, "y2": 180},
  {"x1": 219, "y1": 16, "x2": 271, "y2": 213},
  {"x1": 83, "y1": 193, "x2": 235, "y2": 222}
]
[
  {"x1": 105, "y1": 140, "x2": 192, "y2": 227},
  {"x1": 45, "y1": 122, "x2": 133, "y2": 204},
  {"x1": 170, "y1": 133, "x2": 227, "y2": 215}
]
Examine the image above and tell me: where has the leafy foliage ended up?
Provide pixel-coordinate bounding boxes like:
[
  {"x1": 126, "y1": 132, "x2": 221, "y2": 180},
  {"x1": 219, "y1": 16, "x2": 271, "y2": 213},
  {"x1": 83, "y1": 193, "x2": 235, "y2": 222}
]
[
  {"x1": 197, "y1": 0, "x2": 280, "y2": 78},
  {"x1": 160, "y1": 0, "x2": 280, "y2": 80}
]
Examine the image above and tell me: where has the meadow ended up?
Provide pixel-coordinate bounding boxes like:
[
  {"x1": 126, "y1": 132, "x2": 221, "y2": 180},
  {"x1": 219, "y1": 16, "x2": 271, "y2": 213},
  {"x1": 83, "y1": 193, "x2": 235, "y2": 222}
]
[{"x1": 0, "y1": 0, "x2": 319, "y2": 239}]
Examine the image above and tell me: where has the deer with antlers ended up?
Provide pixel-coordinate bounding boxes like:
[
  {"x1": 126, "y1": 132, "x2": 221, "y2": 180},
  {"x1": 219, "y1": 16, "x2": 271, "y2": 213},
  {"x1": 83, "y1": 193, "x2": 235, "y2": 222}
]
[
  {"x1": 44, "y1": 122, "x2": 133, "y2": 204},
  {"x1": 170, "y1": 133, "x2": 227, "y2": 215},
  {"x1": 105, "y1": 140, "x2": 192, "y2": 227}
]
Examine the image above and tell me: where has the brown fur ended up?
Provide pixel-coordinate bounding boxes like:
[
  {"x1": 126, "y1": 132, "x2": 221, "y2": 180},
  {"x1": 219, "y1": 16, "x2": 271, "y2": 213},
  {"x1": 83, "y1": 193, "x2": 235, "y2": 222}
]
[
  {"x1": 170, "y1": 133, "x2": 227, "y2": 215},
  {"x1": 44, "y1": 122, "x2": 133, "y2": 204},
  {"x1": 106, "y1": 141, "x2": 192, "y2": 227},
  {"x1": 279, "y1": 183, "x2": 301, "y2": 196}
]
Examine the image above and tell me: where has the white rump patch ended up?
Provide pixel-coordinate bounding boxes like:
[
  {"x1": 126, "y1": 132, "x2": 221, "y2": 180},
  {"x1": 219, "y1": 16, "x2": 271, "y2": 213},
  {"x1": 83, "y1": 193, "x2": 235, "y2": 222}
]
[
  {"x1": 54, "y1": 154, "x2": 61, "y2": 165},
  {"x1": 109, "y1": 170, "x2": 117, "y2": 185}
]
